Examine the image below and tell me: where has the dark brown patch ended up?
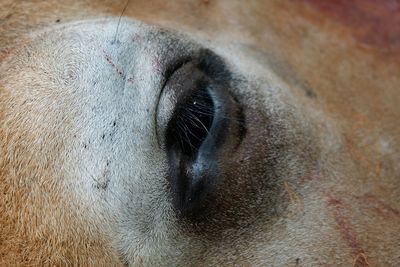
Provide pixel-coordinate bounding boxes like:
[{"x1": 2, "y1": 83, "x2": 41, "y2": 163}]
[{"x1": 301, "y1": 0, "x2": 400, "y2": 52}]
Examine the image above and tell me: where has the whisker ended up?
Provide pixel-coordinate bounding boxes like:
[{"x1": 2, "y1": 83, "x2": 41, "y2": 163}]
[
  {"x1": 113, "y1": 0, "x2": 131, "y2": 44},
  {"x1": 185, "y1": 105, "x2": 245, "y2": 126},
  {"x1": 179, "y1": 120, "x2": 196, "y2": 152},
  {"x1": 185, "y1": 110, "x2": 211, "y2": 135}
]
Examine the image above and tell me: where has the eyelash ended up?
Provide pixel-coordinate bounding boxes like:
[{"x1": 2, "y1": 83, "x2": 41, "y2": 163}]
[{"x1": 167, "y1": 82, "x2": 215, "y2": 156}]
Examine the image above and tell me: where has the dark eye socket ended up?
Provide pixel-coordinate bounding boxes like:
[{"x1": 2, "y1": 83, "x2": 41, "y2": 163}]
[{"x1": 168, "y1": 82, "x2": 214, "y2": 156}]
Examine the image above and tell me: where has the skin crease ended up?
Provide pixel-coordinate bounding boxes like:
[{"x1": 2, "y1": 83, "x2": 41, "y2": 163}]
[{"x1": 0, "y1": 0, "x2": 399, "y2": 266}]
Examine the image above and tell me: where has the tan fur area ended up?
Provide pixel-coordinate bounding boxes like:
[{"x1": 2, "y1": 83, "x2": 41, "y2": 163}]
[
  {"x1": 0, "y1": 59, "x2": 123, "y2": 265},
  {"x1": 1, "y1": 0, "x2": 399, "y2": 266}
]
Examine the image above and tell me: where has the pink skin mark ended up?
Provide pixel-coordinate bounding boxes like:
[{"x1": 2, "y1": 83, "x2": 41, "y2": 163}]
[
  {"x1": 152, "y1": 57, "x2": 162, "y2": 73},
  {"x1": 303, "y1": 173, "x2": 322, "y2": 182},
  {"x1": 102, "y1": 50, "x2": 125, "y2": 79},
  {"x1": 133, "y1": 34, "x2": 163, "y2": 75},
  {"x1": 355, "y1": 193, "x2": 399, "y2": 219},
  {"x1": 0, "y1": 47, "x2": 15, "y2": 62},
  {"x1": 127, "y1": 77, "x2": 135, "y2": 84},
  {"x1": 326, "y1": 193, "x2": 364, "y2": 255},
  {"x1": 132, "y1": 33, "x2": 142, "y2": 43}
]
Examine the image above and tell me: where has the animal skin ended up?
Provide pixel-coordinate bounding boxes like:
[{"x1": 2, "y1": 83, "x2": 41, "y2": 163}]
[{"x1": 1, "y1": 0, "x2": 399, "y2": 266}]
